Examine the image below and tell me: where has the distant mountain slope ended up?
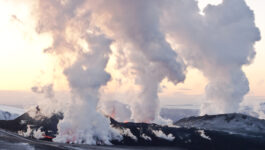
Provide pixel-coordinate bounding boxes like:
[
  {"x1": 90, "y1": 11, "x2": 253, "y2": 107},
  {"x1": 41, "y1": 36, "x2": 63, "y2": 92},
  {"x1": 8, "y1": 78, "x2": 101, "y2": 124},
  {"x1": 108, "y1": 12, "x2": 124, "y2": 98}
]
[
  {"x1": 160, "y1": 108, "x2": 199, "y2": 122},
  {"x1": 174, "y1": 113, "x2": 265, "y2": 136},
  {"x1": 0, "y1": 105, "x2": 25, "y2": 120},
  {"x1": 0, "y1": 110, "x2": 19, "y2": 120}
]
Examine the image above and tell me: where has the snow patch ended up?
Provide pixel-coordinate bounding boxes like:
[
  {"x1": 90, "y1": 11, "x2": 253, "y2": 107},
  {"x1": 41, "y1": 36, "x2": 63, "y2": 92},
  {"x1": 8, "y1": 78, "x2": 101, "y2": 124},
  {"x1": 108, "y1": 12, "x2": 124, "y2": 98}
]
[
  {"x1": 0, "y1": 110, "x2": 19, "y2": 120},
  {"x1": 0, "y1": 105, "x2": 25, "y2": 120},
  {"x1": 0, "y1": 105, "x2": 25, "y2": 115}
]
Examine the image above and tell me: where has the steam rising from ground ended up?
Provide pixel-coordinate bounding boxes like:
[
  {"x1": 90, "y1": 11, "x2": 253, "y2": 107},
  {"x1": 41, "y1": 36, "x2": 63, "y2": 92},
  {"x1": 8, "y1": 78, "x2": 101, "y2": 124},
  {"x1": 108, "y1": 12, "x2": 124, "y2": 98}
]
[
  {"x1": 36, "y1": 0, "x2": 121, "y2": 144},
  {"x1": 92, "y1": 0, "x2": 186, "y2": 123},
  {"x1": 163, "y1": 0, "x2": 260, "y2": 114},
  {"x1": 98, "y1": 100, "x2": 131, "y2": 122},
  {"x1": 33, "y1": 0, "x2": 260, "y2": 145}
]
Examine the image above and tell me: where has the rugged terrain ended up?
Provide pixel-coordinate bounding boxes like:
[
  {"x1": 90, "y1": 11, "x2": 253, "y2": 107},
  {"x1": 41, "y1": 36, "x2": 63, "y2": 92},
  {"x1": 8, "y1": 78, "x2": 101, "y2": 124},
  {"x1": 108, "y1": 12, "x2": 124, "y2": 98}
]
[{"x1": 0, "y1": 107, "x2": 264, "y2": 150}]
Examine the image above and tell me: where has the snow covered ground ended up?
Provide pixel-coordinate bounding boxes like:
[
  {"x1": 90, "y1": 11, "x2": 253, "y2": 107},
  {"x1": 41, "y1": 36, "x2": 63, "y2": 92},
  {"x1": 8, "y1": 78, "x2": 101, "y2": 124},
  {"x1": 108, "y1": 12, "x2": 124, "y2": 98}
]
[{"x1": 0, "y1": 105, "x2": 25, "y2": 120}]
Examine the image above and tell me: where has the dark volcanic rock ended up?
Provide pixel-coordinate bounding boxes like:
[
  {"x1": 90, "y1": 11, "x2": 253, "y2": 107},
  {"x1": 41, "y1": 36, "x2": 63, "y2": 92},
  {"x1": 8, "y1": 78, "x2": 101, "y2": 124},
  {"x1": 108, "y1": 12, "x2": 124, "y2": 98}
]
[
  {"x1": 111, "y1": 118, "x2": 265, "y2": 150},
  {"x1": 0, "y1": 106, "x2": 63, "y2": 140},
  {"x1": 174, "y1": 113, "x2": 265, "y2": 136},
  {"x1": 0, "y1": 107, "x2": 265, "y2": 150}
]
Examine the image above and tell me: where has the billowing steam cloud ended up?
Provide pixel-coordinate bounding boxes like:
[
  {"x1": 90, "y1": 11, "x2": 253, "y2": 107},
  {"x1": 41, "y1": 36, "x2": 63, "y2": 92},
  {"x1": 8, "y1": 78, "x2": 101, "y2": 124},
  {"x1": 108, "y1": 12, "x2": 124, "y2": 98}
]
[
  {"x1": 34, "y1": 0, "x2": 260, "y2": 145},
  {"x1": 35, "y1": 0, "x2": 121, "y2": 144},
  {"x1": 85, "y1": 0, "x2": 186, "y2": 122},
  {"x1": 162, "y1": 0, "x2": 260, "y2": 114},
  {"x1": 98, "y1": 100, "x2": 132, "y2": 122}
]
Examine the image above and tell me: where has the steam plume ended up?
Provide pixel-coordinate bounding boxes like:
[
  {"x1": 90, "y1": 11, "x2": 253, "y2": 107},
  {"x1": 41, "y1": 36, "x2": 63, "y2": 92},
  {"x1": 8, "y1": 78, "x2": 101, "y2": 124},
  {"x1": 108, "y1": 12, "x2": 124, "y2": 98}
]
[
  {"x1": 163, "y1": 0, "x2": 260, "y2": 114},
  {"x1": 36, "y1": 0, "x2": 120, "y2": 144},
  {"x1": 34, "y1": 0, "x2": 260, "y2": 144},
  {"x1": 85, "y1": 0, "x2": 186, "y2": 122},
  {"x1": 98, "y1": 100, "x2": 131, "y2": 122}
]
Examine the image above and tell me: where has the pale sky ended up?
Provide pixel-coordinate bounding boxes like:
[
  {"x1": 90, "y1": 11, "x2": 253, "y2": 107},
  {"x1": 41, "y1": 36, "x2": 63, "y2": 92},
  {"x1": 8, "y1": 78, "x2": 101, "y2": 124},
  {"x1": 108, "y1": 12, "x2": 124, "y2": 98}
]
[{"x1": 0, "y1": 0, "x2": 264, "y2": 106}]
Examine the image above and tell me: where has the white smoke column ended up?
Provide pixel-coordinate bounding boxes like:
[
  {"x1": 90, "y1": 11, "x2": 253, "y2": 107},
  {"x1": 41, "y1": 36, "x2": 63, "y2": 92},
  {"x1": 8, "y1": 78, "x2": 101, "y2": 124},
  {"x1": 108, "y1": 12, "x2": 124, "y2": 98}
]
[
  {"x1": 35, "y1": 0, "x2": 120, "y2": 144},
  {"x1": 163, "y1": 0, "x2": 260, "y2": 114},
  {"x1": 86, "y1": 0, "x2": 186, "y2": 122}
]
